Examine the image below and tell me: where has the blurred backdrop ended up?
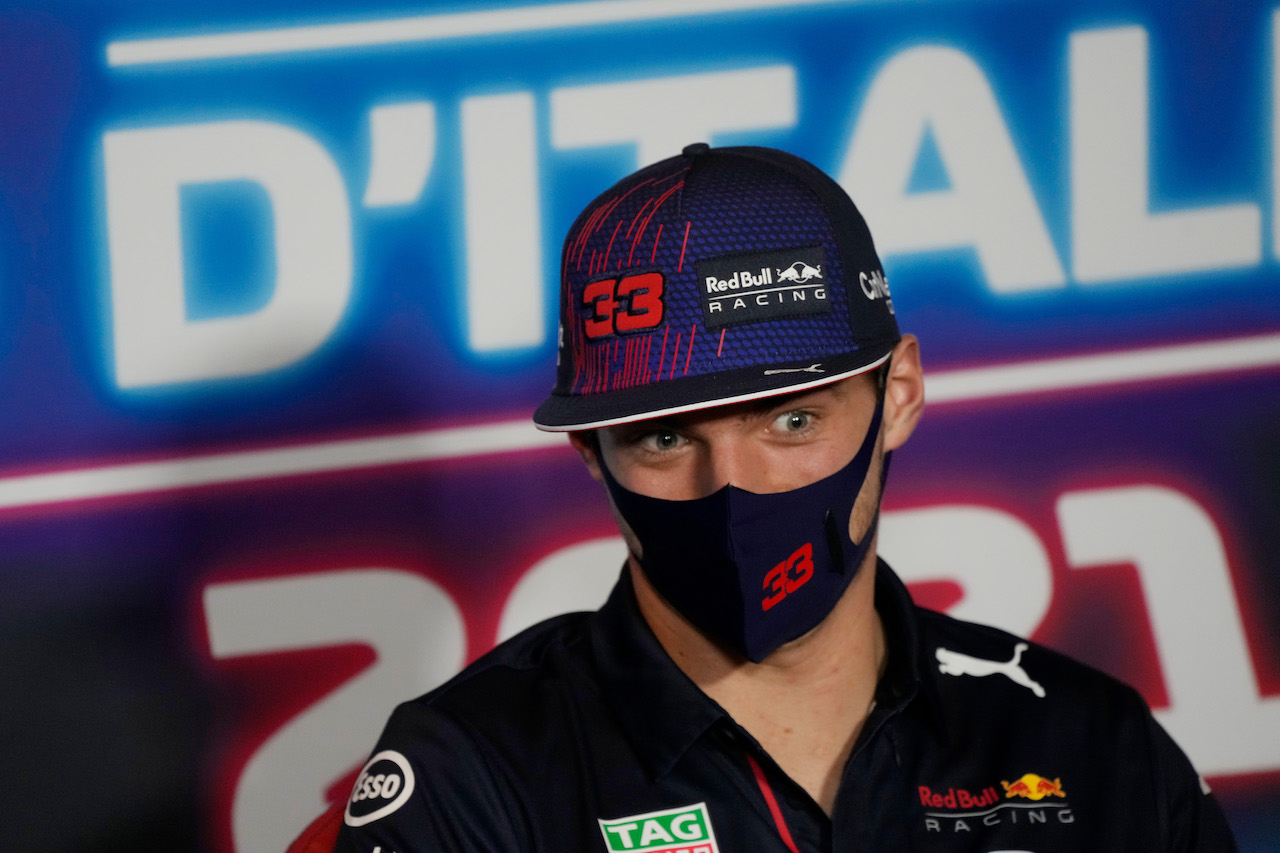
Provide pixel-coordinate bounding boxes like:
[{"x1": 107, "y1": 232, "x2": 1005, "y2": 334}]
[{"x1": 2, "y1": 0, "x2": 1278, "y2": 850}]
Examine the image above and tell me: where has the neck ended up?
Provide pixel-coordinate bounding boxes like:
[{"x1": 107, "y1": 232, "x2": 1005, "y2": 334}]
[{"x1": 630, "y1": 553, "x2": 886, "y2": 815}]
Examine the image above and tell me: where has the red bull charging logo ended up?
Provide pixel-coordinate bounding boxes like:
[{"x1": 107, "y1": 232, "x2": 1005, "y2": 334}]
[{"x1": 1002, "y1": 773, "x2": 1066, "y2": 801}]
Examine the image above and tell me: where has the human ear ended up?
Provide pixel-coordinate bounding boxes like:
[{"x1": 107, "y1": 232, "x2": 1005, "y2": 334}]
[
  {"x1": 882, "y1": 335, "x2": 925, "y2": 452},
  {"x1": 568, "y1": 430, "x2": 605, "y2": 483}
]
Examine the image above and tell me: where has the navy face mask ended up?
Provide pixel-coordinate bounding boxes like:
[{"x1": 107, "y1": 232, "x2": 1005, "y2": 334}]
[{"x1": 599, "y1": 394, "x2": 886, "y2": 663}]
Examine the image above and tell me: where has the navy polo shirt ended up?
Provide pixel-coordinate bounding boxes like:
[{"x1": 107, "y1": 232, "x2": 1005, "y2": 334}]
[{"x1": 333, "y1": 560, "x2": 1235, "y2": 852}]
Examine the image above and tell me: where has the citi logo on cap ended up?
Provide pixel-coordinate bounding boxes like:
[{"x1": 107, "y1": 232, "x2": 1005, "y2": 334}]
[{"x1": 858, "y1": 269, "x2": 894, "y2": 313}]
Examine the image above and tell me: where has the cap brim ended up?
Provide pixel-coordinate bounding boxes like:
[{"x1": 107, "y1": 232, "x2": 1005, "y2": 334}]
[{"x1": 533, "y1": 344, "x2": 894, "y2": 432}]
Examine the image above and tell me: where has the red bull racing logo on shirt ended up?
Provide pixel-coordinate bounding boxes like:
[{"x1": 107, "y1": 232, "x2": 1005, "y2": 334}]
[
  {"x1": 919, "y1": 774, "x2": 1073, "y2": 836},
  {"x1": 598, "y1": 803, "x2": 721, "y2": 853}
]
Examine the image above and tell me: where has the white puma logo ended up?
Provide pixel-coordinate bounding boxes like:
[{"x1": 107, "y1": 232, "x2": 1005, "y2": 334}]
[{"x1": 936, "y1": 642, "x2": 1046, "y2": 698}]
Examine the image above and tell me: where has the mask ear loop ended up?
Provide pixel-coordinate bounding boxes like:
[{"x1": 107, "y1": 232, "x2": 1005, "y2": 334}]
[{"x1": 824, "y1": 356, "x2": 894, "y2": 575}]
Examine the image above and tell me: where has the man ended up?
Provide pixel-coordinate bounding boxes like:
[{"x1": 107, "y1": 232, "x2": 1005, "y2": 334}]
[{"x1": 330, "y1": 144, "x2": 1234, "y2": 851}]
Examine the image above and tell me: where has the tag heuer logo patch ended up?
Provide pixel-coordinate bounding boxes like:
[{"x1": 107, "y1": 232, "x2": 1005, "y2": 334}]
[
  {"x1": 697, "y1": 246, "x2": 831, "y2": 330},
  {"x1": 598, "y1": 802, "x2": 720, "y2": 853}
]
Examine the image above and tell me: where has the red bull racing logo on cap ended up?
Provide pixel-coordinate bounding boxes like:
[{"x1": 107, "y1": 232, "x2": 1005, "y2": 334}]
[{"x1": 697, "y1": 246, "x2": 831, "y2": 330}]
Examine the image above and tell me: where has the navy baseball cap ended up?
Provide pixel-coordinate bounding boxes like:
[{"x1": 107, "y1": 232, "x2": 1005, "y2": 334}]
[{"x1": 533, "y1": 143, "x2": 900, "y2": 432}]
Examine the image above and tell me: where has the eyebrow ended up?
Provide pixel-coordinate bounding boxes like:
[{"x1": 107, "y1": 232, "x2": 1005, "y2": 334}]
[
  {"x1": 754, "y1": 380, "x2": 848, "y2": 411},
  {"x1": 605, "y1": 379, "x2": 854, "y2": 437},
  {"x1": 704, "y1": 381, "x2": 852, "y2": 423}
]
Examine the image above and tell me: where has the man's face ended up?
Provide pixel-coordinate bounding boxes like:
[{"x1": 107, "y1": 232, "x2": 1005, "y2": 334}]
[{"x1": 570, "y1": 335, "x2": 923, "y2": 554}]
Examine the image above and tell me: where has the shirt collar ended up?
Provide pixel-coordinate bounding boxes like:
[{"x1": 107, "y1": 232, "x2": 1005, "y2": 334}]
[
  {"x1": 589, "y1": 568, "x2": 729, "y2": 781},
  {"x1": 588, "y1": 559, "x2": 947, "y2": 781},
  {"x1": 869, "y1": 558, "x2": 948, "y2": 739}
]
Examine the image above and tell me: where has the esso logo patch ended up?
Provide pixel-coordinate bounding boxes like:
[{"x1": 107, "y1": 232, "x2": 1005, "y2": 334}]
[{"x1": 344, "y1": 750, "x2": 416, "y2": 827}]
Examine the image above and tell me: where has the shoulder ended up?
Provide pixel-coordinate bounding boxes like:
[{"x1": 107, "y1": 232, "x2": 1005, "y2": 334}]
[
  {"x1": 913, "y1": 606, "x2": 1159, "y2": 786},
  {"x1": 917, "y1": 604, "x2": 1145, "y2": 715},
  {"x1": 911, "y1": 608, "x2": 1236, "y2": 850},
  {"x1": 386, "y1": 608, "x2": 606, "y2": 765},
  {"x1": 421, "y1": 610, "x2": 596, "y2": 712},
  {"x1": 334, "y1": 611, "x2": 602, "y2": 852}
]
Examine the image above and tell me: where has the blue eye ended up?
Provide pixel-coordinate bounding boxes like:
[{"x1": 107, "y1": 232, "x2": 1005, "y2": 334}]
[
  {"x1": 774, "y1": 411, "x2": 812, "y2": 432},
  {"x1": 643, "y1": 430, "x2": 683, "y2": 451}
]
